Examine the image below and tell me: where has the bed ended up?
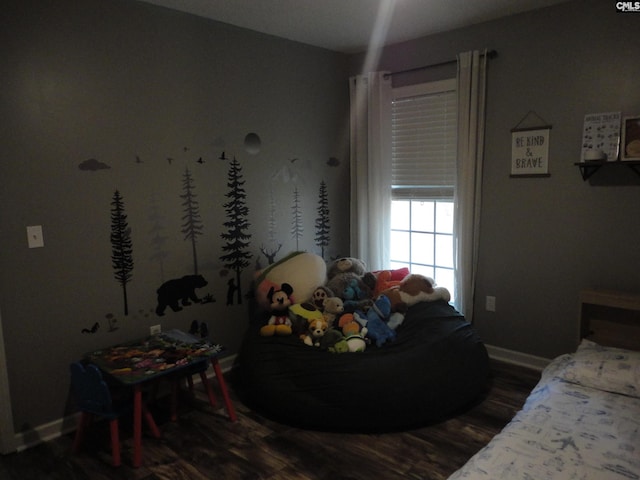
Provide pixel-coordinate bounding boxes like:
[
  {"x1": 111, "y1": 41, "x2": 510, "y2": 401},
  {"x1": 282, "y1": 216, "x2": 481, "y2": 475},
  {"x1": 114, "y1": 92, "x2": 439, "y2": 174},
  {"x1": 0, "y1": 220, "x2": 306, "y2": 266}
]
[
  {"x1": 231, "y1": 298, "x2": 489, "y2": 432},
  {"x1": 449, "y1": 329, "x2": 640, "y2": 478}
]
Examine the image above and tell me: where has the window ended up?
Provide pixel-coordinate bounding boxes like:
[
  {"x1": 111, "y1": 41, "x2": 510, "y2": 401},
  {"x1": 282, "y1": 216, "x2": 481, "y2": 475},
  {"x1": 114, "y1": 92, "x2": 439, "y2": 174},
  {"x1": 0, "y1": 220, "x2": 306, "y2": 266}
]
[{"x1": 389, "y1": 79, "x2": 457, "y2": 301}]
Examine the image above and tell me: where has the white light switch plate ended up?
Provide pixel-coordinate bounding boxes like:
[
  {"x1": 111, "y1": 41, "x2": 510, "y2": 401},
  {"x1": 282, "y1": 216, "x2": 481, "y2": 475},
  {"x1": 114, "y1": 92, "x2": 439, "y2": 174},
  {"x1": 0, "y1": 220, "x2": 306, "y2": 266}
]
[{"x1": 27, "y1": 225, "x2": 44, "y2": 248}]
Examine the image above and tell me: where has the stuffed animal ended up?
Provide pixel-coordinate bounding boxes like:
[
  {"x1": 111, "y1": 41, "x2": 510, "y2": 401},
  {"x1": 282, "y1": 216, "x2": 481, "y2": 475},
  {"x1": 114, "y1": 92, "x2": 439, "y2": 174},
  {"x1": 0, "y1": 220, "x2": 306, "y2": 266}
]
[
  {"x1": 318, "y1": 328, "x2": 344, "y2": 350},
  {"x1": 260, "y1": 283, "x2": 294, "y2": 336},
  {"x1": 303, "y1": 318, "x2": 328, "y2": 347},
  {"x1": 355, "y1": 294, "x2": 396, "y2": 347},
  {"x1": 327, "y1": 256, "x2": 367, "y2": 278},
  {"x1": 328, "y1": 338, "x2": 350, "y2": 353},
  {"x1": 372, "y1": 268, "x2": 410, "y2": 296},
  {"x1": 325, "y1": 257, "x2": 375, "y2": 302},
  {"x1": 288, "y1": 302, "x2": 324, "y2": 335},
  {"x1": 340, "y1": 278, "x2": 373, "y2": 312},
  {"x1": 382, "y1": 274, "x2": 451, "y2": 312},
  {"x1": 254, "y1": 251, "x2": 326, "y2": 310},
  {"x1": 338, "y1": 313, "x2": 364, "y2": 337},
  {"x1": 310, "y1": 285, "x2": 334, "y2": 310},
  {"x1": 322, "y1": 297, "x2": 344, "y2": 327},
  {"x1": 344, "y1": 333, "x2": 367, "y2": 352}
]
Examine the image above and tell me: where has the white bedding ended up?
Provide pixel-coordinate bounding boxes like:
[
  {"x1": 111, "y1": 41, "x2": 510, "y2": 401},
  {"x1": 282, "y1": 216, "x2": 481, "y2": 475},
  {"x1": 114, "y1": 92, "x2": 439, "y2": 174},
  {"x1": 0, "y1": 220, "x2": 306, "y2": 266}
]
[{"x1": 449, "y1": 340, "x2": 640, "y2": 480}]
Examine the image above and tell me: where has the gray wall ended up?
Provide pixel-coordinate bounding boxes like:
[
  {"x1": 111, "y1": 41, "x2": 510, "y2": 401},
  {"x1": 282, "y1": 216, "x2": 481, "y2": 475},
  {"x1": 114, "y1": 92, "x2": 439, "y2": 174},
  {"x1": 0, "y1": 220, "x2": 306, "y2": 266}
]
[
  {"x1": 3, "y1": 0, "x2": 640, "y2": 439},
  {"x1": 1, "y1": 0, "x2": 350, "y2": 432},
  {"x1": 350, "y1": 0, "x2": 640, "y2": 359}
]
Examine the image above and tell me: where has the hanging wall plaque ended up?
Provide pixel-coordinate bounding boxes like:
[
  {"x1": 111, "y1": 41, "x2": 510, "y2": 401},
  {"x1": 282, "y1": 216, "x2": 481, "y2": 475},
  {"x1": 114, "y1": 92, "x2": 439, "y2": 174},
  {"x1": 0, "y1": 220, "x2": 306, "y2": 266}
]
[{"x1": 510, "y1": 111, "x2": 552, "y2": 177}]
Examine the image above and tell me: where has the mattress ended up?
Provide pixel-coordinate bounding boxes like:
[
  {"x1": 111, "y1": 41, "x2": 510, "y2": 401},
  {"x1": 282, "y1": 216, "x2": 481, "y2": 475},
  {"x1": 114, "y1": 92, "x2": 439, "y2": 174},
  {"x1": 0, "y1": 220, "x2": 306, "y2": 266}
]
[{"x1": 449, "y1": 340, "x2": 640, "y2": 479}]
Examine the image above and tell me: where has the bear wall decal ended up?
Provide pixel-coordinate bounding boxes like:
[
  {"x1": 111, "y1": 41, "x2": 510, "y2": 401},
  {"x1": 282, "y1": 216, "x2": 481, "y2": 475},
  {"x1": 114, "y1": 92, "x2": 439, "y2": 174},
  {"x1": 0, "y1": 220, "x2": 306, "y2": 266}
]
[{"x1": 156, "y1": 274, "x2": 208, "y2": 316}]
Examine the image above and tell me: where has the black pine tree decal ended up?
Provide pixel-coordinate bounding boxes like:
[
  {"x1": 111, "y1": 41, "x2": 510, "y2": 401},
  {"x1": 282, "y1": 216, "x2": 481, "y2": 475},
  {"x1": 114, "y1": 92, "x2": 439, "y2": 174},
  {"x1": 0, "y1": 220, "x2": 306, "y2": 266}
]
[
  {"x1": 110, "y1": 190, "x2": 134, "y2": 316},
  {"x1": 220, "y1": 156, "x2": 252, "y2": 304},
  {"x1": 291, "y1": 186, "x2": 303, "y2": 251},
  {"x1": 180, "y1": 167, "x2": 204, "y2": 275},
  {"x1": 315, "y1": 180, "x2": 330, "y2": 259}
]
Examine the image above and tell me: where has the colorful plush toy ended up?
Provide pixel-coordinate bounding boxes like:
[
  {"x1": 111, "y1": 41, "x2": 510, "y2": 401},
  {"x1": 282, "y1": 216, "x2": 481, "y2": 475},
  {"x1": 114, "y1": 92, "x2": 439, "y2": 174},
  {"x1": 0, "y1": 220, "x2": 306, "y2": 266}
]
[
  {"x1": 288, "y1": 301, "x2": 324, "y2": 336},
  {"x1": 344, "y1": 333, "x2": 367, "y2": 352},
  {"x1": 302, "y1": 318, "x2": 329, "y2": 347},
  {"x1": 260, "y1": 283, "x2": 294, "y2": 336},
  {"x1": 372, "y1": 268, "x2": 410, "y2": 296},
  {"x1": 381, "y1": 273, "x2": 451, "y2": 312},
  {"x1": 310, "y1": 285, "x2": 334, "y2": 310},
  {"x1": 328, "y1": 338, "x2": 350, "y2": 353},
  {"x1": 254, "y1": 251, "x2": 326, "y2": 310},
  {"x1": 325, "y1": 257, "x2": 375, "y2": 302},
  {"x1": 354, "y1": 294, "x2": 396, "y2": 347},
  {"x1": 321, "y1": 296, "x2": 344, "y2": 327},
  {"x1": 340, "y1": 278, "x2": 374, "y2": 313},
  {"x1": 338, "y1": 313, "x2": 364, "y2": 337}
]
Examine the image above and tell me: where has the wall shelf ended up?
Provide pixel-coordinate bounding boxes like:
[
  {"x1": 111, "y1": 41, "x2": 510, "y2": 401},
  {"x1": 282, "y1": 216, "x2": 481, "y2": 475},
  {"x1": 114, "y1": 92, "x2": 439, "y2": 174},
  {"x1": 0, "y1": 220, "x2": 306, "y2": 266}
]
[{"x1": 575, "y1": 160, "x2": 640, "y2": 181}]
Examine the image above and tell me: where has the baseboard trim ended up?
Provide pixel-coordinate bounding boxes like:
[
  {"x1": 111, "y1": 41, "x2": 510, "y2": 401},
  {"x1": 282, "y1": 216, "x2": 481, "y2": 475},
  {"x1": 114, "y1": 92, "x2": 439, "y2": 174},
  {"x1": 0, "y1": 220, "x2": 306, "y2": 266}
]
[
  {"x1": 485, "y1": 344, "x2": 551, "y2": 371},
  {"x1": 11, "y1": 354, "x2": 238, "y2": 453}
]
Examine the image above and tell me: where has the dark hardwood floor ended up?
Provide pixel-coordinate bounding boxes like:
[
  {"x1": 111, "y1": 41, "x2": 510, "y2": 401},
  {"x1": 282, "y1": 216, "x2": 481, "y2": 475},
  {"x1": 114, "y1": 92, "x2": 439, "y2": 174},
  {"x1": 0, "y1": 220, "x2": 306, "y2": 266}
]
[{"x1": 0, "y1": 359, "x2": 541, "y2": 480}]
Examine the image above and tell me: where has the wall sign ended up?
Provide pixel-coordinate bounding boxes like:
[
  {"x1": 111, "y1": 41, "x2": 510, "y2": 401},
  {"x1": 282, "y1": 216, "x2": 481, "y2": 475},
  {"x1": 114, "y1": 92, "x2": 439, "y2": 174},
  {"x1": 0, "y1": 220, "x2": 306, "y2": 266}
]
[{"x1": 510, "y1": 111, "x2": 552, "y2": 178}]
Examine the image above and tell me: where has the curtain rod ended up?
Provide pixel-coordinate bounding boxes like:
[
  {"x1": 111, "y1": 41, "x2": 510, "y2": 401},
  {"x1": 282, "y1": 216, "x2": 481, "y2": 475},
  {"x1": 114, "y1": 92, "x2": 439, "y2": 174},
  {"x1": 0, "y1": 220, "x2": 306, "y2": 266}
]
[{"x1": 384, "y1": 49, "x2": 498, "y2": 78}]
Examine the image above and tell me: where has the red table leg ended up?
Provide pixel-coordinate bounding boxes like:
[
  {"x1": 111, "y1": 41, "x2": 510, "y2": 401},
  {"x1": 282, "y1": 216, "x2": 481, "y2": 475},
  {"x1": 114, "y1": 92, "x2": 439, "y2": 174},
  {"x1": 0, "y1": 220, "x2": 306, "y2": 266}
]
[
  {"x1": 200, "y1": 371, "x2": 219, "y2": 408},
  {"x1": 133, "y1": 385, "x2": 142, "y2": 468},
  {"x1": 211, "y1": 358, "x2": 237, "y2": 422}
]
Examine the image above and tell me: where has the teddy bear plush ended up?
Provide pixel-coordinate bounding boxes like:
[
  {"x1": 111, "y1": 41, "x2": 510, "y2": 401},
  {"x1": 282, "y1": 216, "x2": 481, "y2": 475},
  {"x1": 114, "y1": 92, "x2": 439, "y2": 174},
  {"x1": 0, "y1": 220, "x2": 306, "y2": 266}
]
[
  {"x1": 302, "y1": 318, "x2": 329, "y2": 347},
  {"x1": 321, "y1": 296, "x2": 344, "y2": 327},
  {"x1": 325, "y1": 257, "x2": 375, "y2": 302},
  {"x1": 260, "y1": 283, "x2": 294, "y2": 336}
]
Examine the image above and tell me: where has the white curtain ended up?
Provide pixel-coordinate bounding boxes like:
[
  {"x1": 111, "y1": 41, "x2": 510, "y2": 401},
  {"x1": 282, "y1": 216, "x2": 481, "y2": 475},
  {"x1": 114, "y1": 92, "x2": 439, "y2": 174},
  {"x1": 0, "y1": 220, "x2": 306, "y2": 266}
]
[
  {"x1": 454, "y1": 50, "x2": 488, "y2": 322},
  {"x1": 349, "y1": 72, "x2": 392, "y2": 271}
]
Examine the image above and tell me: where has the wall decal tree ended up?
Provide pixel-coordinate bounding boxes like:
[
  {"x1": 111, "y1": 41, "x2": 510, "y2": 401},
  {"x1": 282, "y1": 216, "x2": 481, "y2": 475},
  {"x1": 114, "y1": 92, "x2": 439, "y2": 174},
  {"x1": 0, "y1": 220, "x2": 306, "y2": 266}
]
[
  {"x1": 110, "y1": 190, "x2": 134, "y2": 316},
  {"x1": 180, "y1": 167, "x2": 204, "y2": 275},
  {"x1": 260, "y1": 189, "x2": 282, "y2": 264},
  {"x1": 148, "y1": 192, "x2": 169, "y2": 282},
  {"x1": 220, "y1": 156, "x2": 252, "y2": 305},
  {"x1": 291, "y1": 186, "x2": 303, "y2": 251},
  {"x1": 315, "y1": 180, "x2": 330, "y2": 259}
]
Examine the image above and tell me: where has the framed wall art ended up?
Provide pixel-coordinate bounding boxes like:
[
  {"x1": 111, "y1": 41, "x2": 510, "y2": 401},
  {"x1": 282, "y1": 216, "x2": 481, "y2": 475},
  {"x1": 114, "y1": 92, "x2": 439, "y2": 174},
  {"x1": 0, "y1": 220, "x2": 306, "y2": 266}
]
[
  {"x1": 580, "y1": 112, "x2": 620, "y2": 162},
  {"x1": 621, "y1": 116, "x2": 640, "y2": 161},
  {"x1": 510, "y1": 127, "x2": 551, "y2": 177},
  {"x1": 510, "y1": 110, "x2": 552, "y2": 178}
]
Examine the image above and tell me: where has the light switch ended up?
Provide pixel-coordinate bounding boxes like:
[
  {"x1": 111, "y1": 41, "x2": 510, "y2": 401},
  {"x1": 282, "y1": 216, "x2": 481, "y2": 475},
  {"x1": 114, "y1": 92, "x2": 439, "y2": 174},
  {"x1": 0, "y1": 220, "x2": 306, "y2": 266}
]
[{"x1": 27, "y1": 225, "x2": 44, "y2": 248}]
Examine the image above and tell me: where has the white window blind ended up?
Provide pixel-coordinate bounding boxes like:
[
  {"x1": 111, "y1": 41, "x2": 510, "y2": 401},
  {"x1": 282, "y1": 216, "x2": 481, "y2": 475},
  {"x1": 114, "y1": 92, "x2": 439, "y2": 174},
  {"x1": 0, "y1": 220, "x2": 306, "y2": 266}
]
[{"x1": 391, "y1": 79, "x2": 457, "y2": 200}]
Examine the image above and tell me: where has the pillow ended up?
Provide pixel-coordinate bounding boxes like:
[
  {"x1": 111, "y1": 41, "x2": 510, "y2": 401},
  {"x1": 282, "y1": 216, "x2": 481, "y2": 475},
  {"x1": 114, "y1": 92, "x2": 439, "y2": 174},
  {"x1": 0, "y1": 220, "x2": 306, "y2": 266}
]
[{"x1": 559, "y1": 339, "x2": 640, "y2": 398}]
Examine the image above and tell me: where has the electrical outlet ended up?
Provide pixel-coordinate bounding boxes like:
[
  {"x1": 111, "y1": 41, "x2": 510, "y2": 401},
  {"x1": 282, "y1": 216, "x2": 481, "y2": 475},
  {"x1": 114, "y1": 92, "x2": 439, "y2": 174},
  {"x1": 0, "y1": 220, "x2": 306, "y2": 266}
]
[
  {"x1": 150, "y1": 324, "x2": 161, "y2": 335},
  {"x1": 485, "y1": 296, "x2": 496, "y2": 312},
  {"x1": 27, "y1": 225, "x2": 44, "y2": 248}
]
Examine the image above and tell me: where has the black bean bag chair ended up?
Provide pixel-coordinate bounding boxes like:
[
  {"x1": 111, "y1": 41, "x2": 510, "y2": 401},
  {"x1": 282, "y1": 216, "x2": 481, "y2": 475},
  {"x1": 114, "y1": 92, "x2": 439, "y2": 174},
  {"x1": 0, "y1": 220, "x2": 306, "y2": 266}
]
[{"x1": 231, "y1": 300, "x2": 489, "y2": 432}]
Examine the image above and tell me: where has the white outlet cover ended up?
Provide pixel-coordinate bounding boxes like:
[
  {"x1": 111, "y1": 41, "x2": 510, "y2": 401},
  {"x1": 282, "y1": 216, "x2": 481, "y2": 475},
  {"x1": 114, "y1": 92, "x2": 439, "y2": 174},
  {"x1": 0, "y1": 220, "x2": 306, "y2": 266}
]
[{"x1": 27, "y1": 225, "x2": 44, "y2": 248}]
